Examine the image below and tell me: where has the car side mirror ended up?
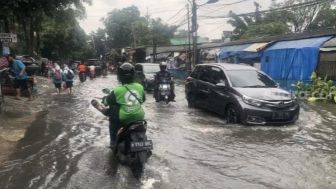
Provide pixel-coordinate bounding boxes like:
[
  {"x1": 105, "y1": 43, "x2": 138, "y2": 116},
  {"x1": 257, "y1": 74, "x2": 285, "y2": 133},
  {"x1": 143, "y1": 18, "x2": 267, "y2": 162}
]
[
  {"x1": 216, "y1": 82, "x2": 227, "y2": 89},
  {"x1": 102, "y1": 88, "x2": 111, "y2": 94}
]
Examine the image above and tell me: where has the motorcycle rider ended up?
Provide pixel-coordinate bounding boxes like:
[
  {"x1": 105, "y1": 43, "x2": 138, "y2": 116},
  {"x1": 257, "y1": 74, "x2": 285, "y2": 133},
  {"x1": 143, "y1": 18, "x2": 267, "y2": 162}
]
[
  {"x1": 153, "y1": 62, "x2": 175, "y2": 102},
  {"x1": 92, "y1": 63, "x2": 146, "y2": 148},
  {"x1": 78, "y1": 61, "x2": 87, "y2": 74}
]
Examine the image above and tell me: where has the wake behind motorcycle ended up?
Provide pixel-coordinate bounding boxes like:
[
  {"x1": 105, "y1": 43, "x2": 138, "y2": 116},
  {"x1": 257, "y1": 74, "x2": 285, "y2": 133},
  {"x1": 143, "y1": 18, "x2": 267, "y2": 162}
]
[{"x1": 91, "y1": 88, "x2": 153, "y2": 177}]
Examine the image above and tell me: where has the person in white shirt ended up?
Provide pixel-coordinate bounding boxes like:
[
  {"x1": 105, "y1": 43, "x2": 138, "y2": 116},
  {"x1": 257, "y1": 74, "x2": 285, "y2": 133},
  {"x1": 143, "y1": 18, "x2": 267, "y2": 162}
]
[{"x1": 88, "y1": 65, "x2": 96, "y2": 79}]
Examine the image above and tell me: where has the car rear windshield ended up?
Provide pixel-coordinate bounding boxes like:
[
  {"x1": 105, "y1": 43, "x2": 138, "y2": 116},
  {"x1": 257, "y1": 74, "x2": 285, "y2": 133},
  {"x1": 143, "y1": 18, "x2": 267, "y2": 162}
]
[
  {"x1": 227, "y1": 70, "x2": 277, "y2": 88},
  {"x1": 143, "y1": 65, "x2": 160, "y2": 74}
]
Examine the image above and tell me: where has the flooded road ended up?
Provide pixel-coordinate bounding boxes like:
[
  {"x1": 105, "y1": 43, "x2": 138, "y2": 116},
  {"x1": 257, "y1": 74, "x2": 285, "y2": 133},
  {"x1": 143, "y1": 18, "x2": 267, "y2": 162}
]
[{"x1": 0, "y1": 75, "x2": 336, "y2": 189}]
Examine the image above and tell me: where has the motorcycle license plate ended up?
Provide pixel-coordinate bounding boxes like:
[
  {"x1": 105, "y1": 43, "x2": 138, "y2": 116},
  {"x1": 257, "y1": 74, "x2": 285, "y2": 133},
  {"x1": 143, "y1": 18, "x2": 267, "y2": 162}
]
[{"x1": 130, "y1": 140, "x2": 153, "y2": 152}]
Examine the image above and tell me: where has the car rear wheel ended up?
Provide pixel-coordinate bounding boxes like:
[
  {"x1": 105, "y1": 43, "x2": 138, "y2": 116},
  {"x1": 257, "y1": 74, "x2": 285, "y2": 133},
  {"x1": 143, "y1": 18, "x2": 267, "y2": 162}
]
[
  {"x1": 187, "y1": 93, "x2": 195, "y2": 108},
  {"x1": 225, "y1": 105, "x2": 241, "y2": 124}
]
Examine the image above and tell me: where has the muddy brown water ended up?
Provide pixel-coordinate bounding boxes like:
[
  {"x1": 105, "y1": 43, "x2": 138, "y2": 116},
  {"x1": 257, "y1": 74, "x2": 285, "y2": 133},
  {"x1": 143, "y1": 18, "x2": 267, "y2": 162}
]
[{"x1": 0, "y1": 75, "x2": 335, "y2": 189}]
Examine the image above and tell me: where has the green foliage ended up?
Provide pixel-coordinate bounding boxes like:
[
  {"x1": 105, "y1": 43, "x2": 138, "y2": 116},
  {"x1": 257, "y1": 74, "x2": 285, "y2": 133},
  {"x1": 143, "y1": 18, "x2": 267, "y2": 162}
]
[
  {"x1": 0, "y1": 0, "x2": 93, "y2": 60},
  {"x1": 103, "y1": 6, "x2": 177, "y2": 48},
  {"x1": 295, "y1": 72, "x2": 336, "y2": 103},
  {"x1": 227, "y1": 0, "x2": 336, "y2": 40}
]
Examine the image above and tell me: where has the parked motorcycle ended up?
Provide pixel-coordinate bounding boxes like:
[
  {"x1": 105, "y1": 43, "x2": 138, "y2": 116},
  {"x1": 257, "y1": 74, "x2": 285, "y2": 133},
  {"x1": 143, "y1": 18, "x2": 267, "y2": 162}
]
[{"x1": 91, "y1": 89, "x2": 153, "y2": 177}]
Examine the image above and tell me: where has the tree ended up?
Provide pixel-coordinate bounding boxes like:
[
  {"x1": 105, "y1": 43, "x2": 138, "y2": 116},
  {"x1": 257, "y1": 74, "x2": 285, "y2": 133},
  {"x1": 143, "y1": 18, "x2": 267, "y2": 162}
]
[
  {"x1": 227, "y1": 0, "x2": 336, "y2": 40},
  {"x1": 175, "y1": 30, "x2": 189, "y2": 38},
  {"x1": 40, "y1": 11, "x2": 93, "y2": 60},
  {"x1": 0, "y1": 0, "x2": 93, "y2": 58},
  {"x1": 103, "y1": 6, "x2": 176, "y2": 48},
  {"x1": 272, "y1": 0, "x2": 334, "y2": 32},
  {"x1": 306, "y1": 5, "x2": 336, "y2": 31}
]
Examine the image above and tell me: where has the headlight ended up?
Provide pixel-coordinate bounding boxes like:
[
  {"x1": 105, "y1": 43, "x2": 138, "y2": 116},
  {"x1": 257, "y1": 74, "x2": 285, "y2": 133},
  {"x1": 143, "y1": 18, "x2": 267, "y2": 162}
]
[{"x1": 242, "y1": 95, "x2": 263, "y2": 107}]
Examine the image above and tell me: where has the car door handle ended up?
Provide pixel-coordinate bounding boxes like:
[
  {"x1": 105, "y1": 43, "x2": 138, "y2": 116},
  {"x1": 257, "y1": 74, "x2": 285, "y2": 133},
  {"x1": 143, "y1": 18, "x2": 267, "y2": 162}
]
[{"x1": 200, "y1": 89, "x2": 210, "y2": 94}]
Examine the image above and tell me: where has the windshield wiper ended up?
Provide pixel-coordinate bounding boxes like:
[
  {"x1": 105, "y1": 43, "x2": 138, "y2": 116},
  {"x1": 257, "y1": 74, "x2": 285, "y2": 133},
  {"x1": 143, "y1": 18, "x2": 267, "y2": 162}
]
[{"x1": 242, "y1": 85, "x2": 267, "y2": 88}]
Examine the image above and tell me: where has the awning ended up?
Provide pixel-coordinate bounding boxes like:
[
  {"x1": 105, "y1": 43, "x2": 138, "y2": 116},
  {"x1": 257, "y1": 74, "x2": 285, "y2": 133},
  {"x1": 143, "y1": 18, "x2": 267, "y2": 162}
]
[
  {"x1": 218, "y1": 43, "x2": 266, "y2": 60},
  {"x1": 261, "y1": 36, "x2": 333, "y2": 80},
  {"x1": 218, "y1": 44, "x2": 251, "y2": 59},
  {"x1": 266, "y1": 36, "x2": 332, "y2": 50}
]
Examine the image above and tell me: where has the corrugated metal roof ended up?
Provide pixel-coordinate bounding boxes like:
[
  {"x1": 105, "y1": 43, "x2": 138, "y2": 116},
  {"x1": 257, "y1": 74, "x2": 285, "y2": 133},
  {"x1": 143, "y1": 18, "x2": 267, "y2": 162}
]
[
  {"x1": 320, "y1": 47, "x2": 336, "y2": 52},
  {"x1": 322, "y1": 37, "x2": 336, "y2": 47},
  {"x1": 243, "y1": 43, "x2": 269, "y2": 52},
  {"x1": 170, "y1": 37, "x2": 209, "y2": 45},
  {"x1": 219, "y1": 44, "x2": 251, "y2": 53}
]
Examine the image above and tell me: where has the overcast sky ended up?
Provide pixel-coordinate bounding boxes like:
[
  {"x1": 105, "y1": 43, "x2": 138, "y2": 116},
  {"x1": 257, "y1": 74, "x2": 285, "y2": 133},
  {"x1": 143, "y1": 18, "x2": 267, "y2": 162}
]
[{"x1": 79, "y1": 0, "x2": 278, "y2": 40}]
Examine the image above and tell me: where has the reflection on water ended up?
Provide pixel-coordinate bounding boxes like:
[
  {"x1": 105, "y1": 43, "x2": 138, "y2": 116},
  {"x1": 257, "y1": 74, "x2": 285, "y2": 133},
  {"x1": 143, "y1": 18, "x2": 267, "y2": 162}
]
[{"x1": 0, "y1": 76, "x2": 335, "y2": 189}]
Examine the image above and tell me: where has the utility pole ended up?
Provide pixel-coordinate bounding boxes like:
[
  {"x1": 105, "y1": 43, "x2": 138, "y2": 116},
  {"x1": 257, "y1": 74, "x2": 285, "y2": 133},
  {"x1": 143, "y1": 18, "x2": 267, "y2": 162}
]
[
  {"x1": 131, "y1": 24, "x2": 136, "y2": 48},
  {"x1": 187, "y1": 4, "x2": 192, "y2": 71},
  {"x1": 91, "y1": 34, "x2": 97, "y2": 56},
  {"x1": 190, "y1": 0, "x2": 218, "y2": 68},
  {"x1": 191, "y1": 0, "x2": 197, "y2": 69},
  {"x1": 152, "y1": 21, "x2": 157, "y2": 63}
]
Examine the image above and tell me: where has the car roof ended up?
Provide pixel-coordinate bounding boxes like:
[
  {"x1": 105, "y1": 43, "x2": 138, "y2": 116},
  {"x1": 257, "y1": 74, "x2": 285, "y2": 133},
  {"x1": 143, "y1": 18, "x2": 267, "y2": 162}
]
[{"x1": 197, "y1": 63, "x2": 257, "y2": 71}]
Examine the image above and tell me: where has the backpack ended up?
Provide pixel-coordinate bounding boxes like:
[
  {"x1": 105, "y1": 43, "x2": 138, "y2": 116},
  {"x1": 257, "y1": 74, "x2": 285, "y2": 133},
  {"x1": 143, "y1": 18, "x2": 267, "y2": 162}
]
[
  {"x1": 55, "y1": 70, "x2": 62, "y2": 80},
  {"x1": 67, "y1": 70, "x2": 74, "y2": 79}
]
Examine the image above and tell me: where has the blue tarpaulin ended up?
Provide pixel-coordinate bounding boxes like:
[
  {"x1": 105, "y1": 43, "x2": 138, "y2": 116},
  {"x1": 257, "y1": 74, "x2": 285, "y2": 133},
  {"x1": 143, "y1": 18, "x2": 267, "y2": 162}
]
[
  {"x1": 261, "y1": 36, "x2": 332, "y2": 80},
  {"x1": 218, "y1": 44, "x2": 259, "y2": 60}
]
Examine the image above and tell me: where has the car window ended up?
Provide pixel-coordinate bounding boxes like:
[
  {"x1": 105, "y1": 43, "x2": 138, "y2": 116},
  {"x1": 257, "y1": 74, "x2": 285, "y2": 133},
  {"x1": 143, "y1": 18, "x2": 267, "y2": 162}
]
[
  {"x1": 199, "y1": 66, "x2": 212, "y2": 83},
  {"x1": 208, "y1": 66, "x2": 226, "y2": 84},
  {"x1": 190, "y1": 66, "x2": 201, "y2": 79},
  {"x1": 227, "y1": 70, "x2": 277, "y2": 88}
]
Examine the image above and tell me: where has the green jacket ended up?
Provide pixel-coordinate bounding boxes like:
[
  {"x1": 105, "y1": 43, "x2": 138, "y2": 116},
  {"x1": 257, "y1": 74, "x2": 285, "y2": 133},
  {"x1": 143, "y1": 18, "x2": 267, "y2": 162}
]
[{"x1": 104, "y1": 82, "x2": 145, "y2": 124}]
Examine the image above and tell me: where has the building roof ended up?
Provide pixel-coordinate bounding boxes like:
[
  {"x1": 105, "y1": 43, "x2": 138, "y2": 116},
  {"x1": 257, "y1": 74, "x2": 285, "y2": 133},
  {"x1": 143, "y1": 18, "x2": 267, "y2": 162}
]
[
  {"x1": 266, "y1": 36, "x2": 332, "y2": 50},
  {"x1": 146, "y1": 30, "x2": 336, "y2": 55},
  {"x1": 322, "y1": 37, "x2": 336, "y2": 47},
  {"x1": 170, "y1": 37, "x2": 209, "y2": 45}
]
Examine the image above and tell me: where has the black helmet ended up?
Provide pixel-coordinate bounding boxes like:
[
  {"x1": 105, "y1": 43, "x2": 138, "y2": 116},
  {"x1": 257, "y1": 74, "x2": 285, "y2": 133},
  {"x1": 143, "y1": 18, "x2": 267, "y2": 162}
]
[
  {"x1": 118, "y1": 63, "x2": 135, "y2": 84},
  {"x1": 159, "y1": 62, "x2": 167, "y2": 72}
]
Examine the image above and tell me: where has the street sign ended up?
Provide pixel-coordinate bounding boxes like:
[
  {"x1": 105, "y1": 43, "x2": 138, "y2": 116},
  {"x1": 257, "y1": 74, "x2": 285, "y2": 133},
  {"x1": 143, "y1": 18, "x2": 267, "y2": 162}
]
[
  {"x1": 0, "y1": 33, "x2": 17, "y2": 43},
  {"x1": 0, "y1": 33, "x2": 11, "y2": 38},
  {"x1": 0, "y1": 38, "x2": 12, "y2": 43},
  {"x1": 11, "y1": 34, "x2": 17, "y2": 43}
]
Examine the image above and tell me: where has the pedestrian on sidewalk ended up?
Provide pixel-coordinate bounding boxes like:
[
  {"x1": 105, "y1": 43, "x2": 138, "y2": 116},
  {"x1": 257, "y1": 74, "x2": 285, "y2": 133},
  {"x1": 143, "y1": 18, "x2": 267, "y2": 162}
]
[
  {"x1": 52, "y1": 64, "x2": 62, "y2": 94},
  {"x1": 6, "y1": 54, "x2": 33, "y2": 100},
  {"x1": 62, "y1": 65, "x2": 74, "y2": 94}
]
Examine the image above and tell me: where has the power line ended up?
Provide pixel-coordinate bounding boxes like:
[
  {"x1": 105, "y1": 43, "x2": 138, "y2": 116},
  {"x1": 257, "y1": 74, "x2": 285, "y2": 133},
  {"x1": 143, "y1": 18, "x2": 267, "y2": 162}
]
[
  {"x1": 164, "y1": 6, "x2": 187, "y2": 24},
  {"x1": 168, "y1": 12, "x2": 189, "y2": 25},
  {"x1": 199, "y1": 0, "x2": 332, "y2": 19},
  {"x1": 202, "y1": 0, "x2": 251, "y2": 7},
  {"x1": 198, "y1": 0, "x2": 251, "y2": 14}
]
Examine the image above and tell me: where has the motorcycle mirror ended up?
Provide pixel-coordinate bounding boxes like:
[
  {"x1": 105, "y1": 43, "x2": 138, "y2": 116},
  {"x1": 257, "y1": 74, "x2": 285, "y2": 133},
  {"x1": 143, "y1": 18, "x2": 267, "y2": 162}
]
[{"x1": 102, "y1": 88, "x2": 111, "y2": 94}]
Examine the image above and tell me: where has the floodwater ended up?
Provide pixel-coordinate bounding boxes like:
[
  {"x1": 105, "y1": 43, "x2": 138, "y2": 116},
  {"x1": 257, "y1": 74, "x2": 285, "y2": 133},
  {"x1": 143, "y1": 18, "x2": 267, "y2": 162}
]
[{"x1": 0, "y1": 75, "x2": 336, "y2": 189}]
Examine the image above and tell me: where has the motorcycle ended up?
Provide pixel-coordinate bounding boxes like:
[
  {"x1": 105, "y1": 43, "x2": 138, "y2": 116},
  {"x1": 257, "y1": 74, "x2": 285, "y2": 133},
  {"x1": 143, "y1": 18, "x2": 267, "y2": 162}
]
[
  {"x1": 79, "y1": 72, "x2": 86, "y2": 82},
  {"x1": 91, "y1": 89, "x2": 153, "y2": 177},
  {"x1": 155, "y1": 79, "x2": 173, "y2": 104}
]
